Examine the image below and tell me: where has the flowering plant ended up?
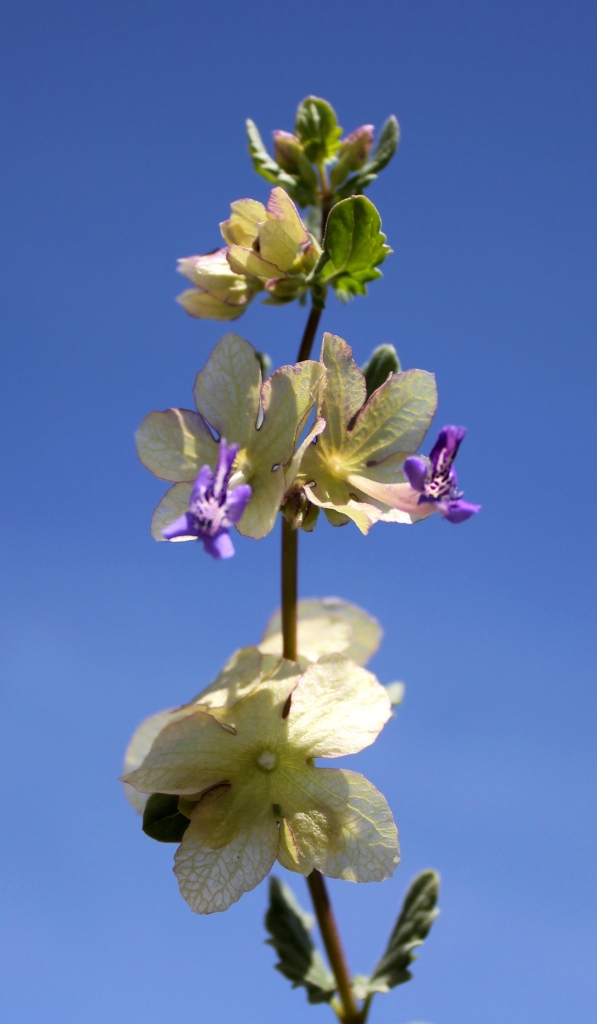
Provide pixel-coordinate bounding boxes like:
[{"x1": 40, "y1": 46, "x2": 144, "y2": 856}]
[{"x1": 123, "y1": 95, "x2": 479, "y2": 1023}]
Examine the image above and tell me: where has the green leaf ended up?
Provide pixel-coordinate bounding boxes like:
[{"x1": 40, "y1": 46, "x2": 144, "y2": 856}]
[
  {"x1": 319, "y1": 196, "x2": 392, "y2": 300},
  {"x1": 362, "y1": 871, "x2": 440, "y2": 995},
  {"x1": 265, "y1": 877, "x2": 336, "y2": 1004},
  {"x1": 142, "y1": 793, "x2": 191, "y2": 844},
  {"x1": 246, "y1": 118, "x2": 286, "y2": 184},
  {"x1": 361, "y1": 344, "x2": 401, "y2": 397},
  {"x1": 336, "y1": 115, "x2": 400, "y2": 199},
  {"x1": 295, "y1": 96, "x2": 342, "y2": 164},
  {"x1": 364, "y1": 115, "x2": 401, "y2": 176}
]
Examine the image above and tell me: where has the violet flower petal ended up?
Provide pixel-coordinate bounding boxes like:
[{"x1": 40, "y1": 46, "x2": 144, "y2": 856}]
[
  {"x1": 162, "y1": 512, "x2": 197, "y2": 540},
  {"x1": 429, "y1": 425, "x2": 466, "y2": 471},
  {"x1": 225, "y1": 483, "x2": 252, "y2": 525},
  {"x1": 190, "y1": 464, "x2": 213, "y2": 504},
  {"x1": 440, "y1": 499, "x2": 481, "y2": 524},
  {"x1": 403, "y1": 456, "x2": 427, "y2": 492},
  {"x1": 213, "y1": 438, "x2": 239, "y2": 498},
  {"x1": 204, "y1": 530, "x2": 235, "y2": 559}
]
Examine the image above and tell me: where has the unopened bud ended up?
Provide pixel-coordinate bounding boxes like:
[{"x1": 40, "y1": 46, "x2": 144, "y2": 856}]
[
  {"x1": 329, "y1": 125, "x2": 375, "y2": 189},
  {"x1": 361, "y1": 344, "x2": 401, "y2": 397},
  {"x1": 273, "y1": 130, "x2": 305, "y2": 173},
  {"x1": 338, "y1": 124, "x2": 374, "y2": 170}
]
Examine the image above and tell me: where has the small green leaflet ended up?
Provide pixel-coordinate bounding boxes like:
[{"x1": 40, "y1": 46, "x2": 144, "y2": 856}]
[
  {"x1": 265, "y1": 877, "x2": 336, "y2": 1004},
  {"x1": 352, "y1": 871, "x2": 440, "y2": 1000},
  {"x1": 320, "y1": 195, "x2": 392, "y2": 299},
  {"x1": 295, "y1": 96, "x2": 342, "y2": 164},
  {"x1": 336, "y1": 115, "x2": 401, "y2": 199}
]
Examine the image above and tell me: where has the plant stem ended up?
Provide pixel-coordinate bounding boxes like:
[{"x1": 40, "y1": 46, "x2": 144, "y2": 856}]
[
  {"x1": 297, "y1": 186, "x2": 332, "y2": 363},
  {"x1": 280, "y1": 516, "x2": 298, "y2": 661},
  {"x1": 297, "y1": 304, "x2": 323, "y2": 362},
  {"x1": 279, "y1": 293, "x2": 363, "y2": 1024},
  {"x1": 307, "y1": 870, "x2": 362, "y2": 1024}
]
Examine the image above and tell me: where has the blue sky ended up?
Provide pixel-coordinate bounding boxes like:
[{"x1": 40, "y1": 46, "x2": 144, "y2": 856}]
[{"x1": 1, "y1": 3, "x2": 596, "y2": 1022}]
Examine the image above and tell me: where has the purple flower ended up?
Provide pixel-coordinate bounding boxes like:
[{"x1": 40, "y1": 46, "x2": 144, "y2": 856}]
[
  {"x1": 403, "y1": 425, "x2": 481, "y2": 525},
  {"x1": 162, "y1": 439, "x2": 251, "y2": 559}
]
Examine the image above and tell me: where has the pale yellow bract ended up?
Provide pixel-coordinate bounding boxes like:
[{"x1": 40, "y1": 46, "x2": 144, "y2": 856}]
[
  {"x1": 299, "y1": 333, "x2": 438, "y2": 533},
  {"x1": 223, "y1": 187, "x2": 321, "y2": 289},
  {"x1": 176, "y1": 249, "x2": 259, "y2": 323},
  {"x1": 122, "y1": 648, "x2": 399, "y2": 915},
  {"x1": 176, "y1": 188, "x2": 321, "y2": 320},
  {"x1": 259, "y1": 597, "x2": 382, "y2": 667},
  {"x1": 135, "y1": 333, "x2": 325, "y2": 541}
]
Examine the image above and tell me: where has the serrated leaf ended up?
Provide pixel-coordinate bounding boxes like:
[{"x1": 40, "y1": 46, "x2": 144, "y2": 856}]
[
  {"x1": 336, "y1": 115, "x2": 401, "y2": 199},
  {"x1": 246, "y1": 119, "x2": 290, "y2": 185},
  {"x1": 364, "y1": 115, "x2": 400, "y2": 176},
  {"x1": 362, "y1": 344, "x2": 401, "y2": 397},
  {"x1": 319, "y1": 196, "x2": 391, "y2": 299},
  {"x1": 363, "y1": 871, "x2": 440, "y2": 994},
  {"x1": 295, "y1": 96, "x2": 342, "y2": 164},
  {"x1": 265, "y1": 877, "x2": 336, "y2": 1004},
  {"x1": 352, "y1": 974, "x2": 388, "y2": 1000}
]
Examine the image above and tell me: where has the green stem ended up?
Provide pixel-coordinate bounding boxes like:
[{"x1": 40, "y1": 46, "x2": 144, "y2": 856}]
[
  {"x1": 297, "y1": 304, "x2": 323, "y2": 362},
  {"x1": 280, "y1": 516, "x2": 297, "y2": 661},
  {"x1": 306, "y1": 870, "x2": 362, "y2": 1024},
  {"x1": 279, "y1": 292, "x2": 363, "y2": 1024},
  {"x1": 297, "y1": 188, "x2": 332, "y2": 362}
]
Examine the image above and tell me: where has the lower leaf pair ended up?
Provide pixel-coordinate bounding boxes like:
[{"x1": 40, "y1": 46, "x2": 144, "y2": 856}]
[{"x1": 266, "y1": 871, "x2": 440, "y2": 1013}]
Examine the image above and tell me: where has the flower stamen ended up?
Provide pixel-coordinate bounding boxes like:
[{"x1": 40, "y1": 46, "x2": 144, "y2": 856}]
[{"x1": 257, "y1": 750, "x2": 278, "y2": 771}]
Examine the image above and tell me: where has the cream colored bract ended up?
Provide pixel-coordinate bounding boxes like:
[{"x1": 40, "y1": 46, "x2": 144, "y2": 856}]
[
  {"x1": 122, "y1": 648, "x2": 399, "y2": 914},
  {"x1": 259, "y1": 597, "x2": 382, "y2": 666},
  {"x1": 299, "y1": 333, "x2": 438, "y2": 533},
  {"x1": 223, "y1": 187, "x2": 321, "y2": 303},
  {"x1": 135, "y1": 333, "x2": 325, "y2": 541}
]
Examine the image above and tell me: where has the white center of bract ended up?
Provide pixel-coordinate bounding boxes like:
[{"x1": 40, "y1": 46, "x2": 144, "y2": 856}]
[{"x1": 256, "y1": 750, "x2": 277, "y2": 771}]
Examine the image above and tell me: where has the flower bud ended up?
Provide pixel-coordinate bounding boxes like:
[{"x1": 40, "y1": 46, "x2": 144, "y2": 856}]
[
  {"x1": 176, "y1": 248, "x2": 260, "y2": 321},
  {"x1": 338, "y1": 124, "x2": 374, "y2": 170},
  {"x1": 361, "y1": 343, "x2": 401, "y2": 397},
  {"x1": 272, "y1": 130, "x2": 305, "y2": 173},
  {"x1": 226, "y1": 188, "x2": 318, "y2": 302},
  {"x1": 329, "y1": 125, "x2": 375, "y2": 189}
]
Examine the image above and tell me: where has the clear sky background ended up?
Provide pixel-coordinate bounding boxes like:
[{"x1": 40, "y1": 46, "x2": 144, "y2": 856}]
[{"x1": 1, "y1": 3, "x2": 596, "y2": 1022}]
